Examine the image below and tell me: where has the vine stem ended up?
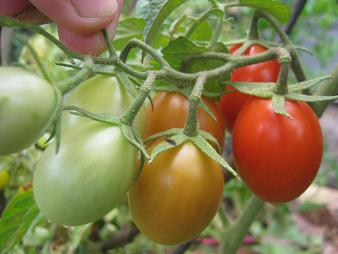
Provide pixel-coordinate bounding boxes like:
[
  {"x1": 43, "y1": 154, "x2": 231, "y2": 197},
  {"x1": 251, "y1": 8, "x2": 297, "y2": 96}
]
[
  {"x1": 256, "y1": 11, "x2": 307, "y2": 83},
  {"x1": 183, "y1": 73, "x2": 207, "y2": 137},
  {"x1": 121, "y1": 72, "x2": 157, "y2": 126},
  {"x1": 275, "y1": 48, "x2": 292, "y2": 95},
  {"x1": 220, "y1": 196, "x2": 265, "y2": 254}
]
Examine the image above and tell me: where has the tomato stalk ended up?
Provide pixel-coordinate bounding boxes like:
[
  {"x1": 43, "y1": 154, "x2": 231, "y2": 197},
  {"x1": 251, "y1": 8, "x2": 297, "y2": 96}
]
[
  {"x1": 121, "y1": 72, "x2": 157, "y2": 126},
  {"x1": 247, "y1": 13, "x2": 260, "y2": 41},
  {"x1": 183, "y1": 73, "x2": 207, "y2": 137},
  {"x1": 275, "y1": 48, "x2": 292, "y2": 95},
  {"x1": 220, "y1": 196, "x2": 265, "y2": 254}
]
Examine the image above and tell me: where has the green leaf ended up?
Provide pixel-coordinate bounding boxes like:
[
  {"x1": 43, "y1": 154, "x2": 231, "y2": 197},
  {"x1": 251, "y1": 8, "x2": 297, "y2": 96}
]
[
  {"x1": 162, "y1": 36, "x2": 207, "y2": 70},
  {"x1": 0, "y1": 190, "x2": 39, "y2": 254},
  {"x1": 113, "y1": 17, "x2": 145, "y2": 51},
  {"x1": 272, "y1": 95, "x2": 290, "y2": 117},
  {"x1": 121, "y1": 125, "x2": 150, "y2": 159},
  {"x1": 230, "y1": 81, "x2": 275, "y2": 97},
  {"x1": 140, "y1": 0, "x2": 190, "y2": 48},
  {"x1": 145, "y1": 128, "x2": 182, "y2": 143},
  {"x1": 150, "y1": 134, "x2": 188, "y2": 162},
  {"x1": 287, "y1": 93, "x2": 338, "y2": 102},
  {"x1": 234, "y1": 0, "x2": 291, "y2": 23},
  {"x1": 288, "y1": 76, "x2": 332, "y2": 92},
  {"x1": 199, "y1": 130, "x2": 221, "y2": 152},
  {"x1": 189, "y1": 136, "x2": 239, "y2": 179}
]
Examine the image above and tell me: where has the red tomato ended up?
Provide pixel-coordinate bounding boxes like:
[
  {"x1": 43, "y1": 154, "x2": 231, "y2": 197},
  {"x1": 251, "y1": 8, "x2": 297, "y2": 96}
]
[
  {"x1": 146, "y1": 92, "x2": 226, "y2": 149},
  {"x1": 220, "y1": 44, "x2": 281, "y2": 132},
  {"x1": 232, "y1": 98, "x2": 323, "y2": 203}
]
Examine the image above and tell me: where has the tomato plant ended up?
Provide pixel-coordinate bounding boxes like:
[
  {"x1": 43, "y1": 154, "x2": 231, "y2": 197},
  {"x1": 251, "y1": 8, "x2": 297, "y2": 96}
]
[
  {"x1": 33, "y1": 122, "x2": 138, "y2": 226},
  {"x1": 145, "y1": 92, "x2": 226, "y2": 148},
  {"x1": 0, "y1": 170, "x2": 9, "y2": 190},
  {"x1": 63, "y1": 75, "x2": 147, "y2": 134},
  {"x1": 129, "y1": 141, "x2": 224, "y2": 245},
  {"x1": 0, "y1": 67, "x2": 58, "y2": 155},
  {"x1": 232, "y1": 98, "x2": 323, "y2": 203},
  {"x1": 220, "y1": 44, "x2": 281, "y2": 131}
]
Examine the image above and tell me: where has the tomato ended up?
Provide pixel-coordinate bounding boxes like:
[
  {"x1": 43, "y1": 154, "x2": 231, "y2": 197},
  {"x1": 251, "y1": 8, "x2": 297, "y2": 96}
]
[
  {"x1": 146, "y1": 92, "x2": 225, "y2": 148},
  {"x1": 220, "y1": 44, "x2": 281, "y2": 131},
  {"x1": 232, "y1": 98, "x2": 323, "y2": 203},
  {"x1": 63, "y1": 75, "x2": 146, "y2": 135},
  {"x1": 0, "y1": 67, "x2": 58, "y2": 155},
  {"x1": 33, "y1": 122, "x2": 137, "y2": 226},
  {"x1": 129, "y1": 141, "x2": 224, "y2": 245},
  {"x1": 0, "y1": 170, "x2": 9, "y2": 190}
]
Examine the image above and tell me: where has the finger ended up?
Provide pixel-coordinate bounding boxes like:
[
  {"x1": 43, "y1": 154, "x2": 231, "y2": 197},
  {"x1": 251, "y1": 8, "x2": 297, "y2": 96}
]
[
  {"x1": 0, "y1": 0, "x2": 31, "y2": 16},
  {"x1": 57, "y1": 0, "x2": 122, "y2": 56},
  {"x1": 29, "y1": 0, "x2": 118, "y2": 34},
  {"x1": 14, "y1": 5, "x2": 50, "y2": 24}
]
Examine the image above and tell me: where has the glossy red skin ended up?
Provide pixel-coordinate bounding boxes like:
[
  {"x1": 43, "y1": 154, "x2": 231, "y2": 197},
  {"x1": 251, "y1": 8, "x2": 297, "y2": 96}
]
[
  {"x1": 146, "y1": 92, "x2": 226, "y2": 149},
  {"x1": 220, "y1": 44, "x2": 281, "y2": 132},
  {"x1": 232, "y1": 98, "x2": 323, "y2": 203}
]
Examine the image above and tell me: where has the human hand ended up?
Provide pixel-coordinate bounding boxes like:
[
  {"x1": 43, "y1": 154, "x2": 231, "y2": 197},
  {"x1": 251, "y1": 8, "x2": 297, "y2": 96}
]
[{"x1": 0, "y1": 0, "x2": 123, "y2": 55}]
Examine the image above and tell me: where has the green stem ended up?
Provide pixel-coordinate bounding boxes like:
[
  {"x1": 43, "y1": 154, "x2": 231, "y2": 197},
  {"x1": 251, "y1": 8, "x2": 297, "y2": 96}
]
[
  {"x1": 209, "y1": 10, "x2": 225, "y2": 51},
  {"x1": 247, "y1": 12, "x2": 260, "y2": 40},
  {"x1": 257, "y1": 11, "x2": 307, "y2": 83},
  {"x1": 275, "y1": 48, "x2": 292, "y2": 95},
  {"x1": 185, "y1": 8, "x2": 223, "y2": 38},
  {"x1": 183, "y1": 73, "x2": 207, "y2": 137},
  {"x1": 220, "y1": 196, "x2": 265, "y2": 254},
  {"x1": 102, "y1": 29, "x2": 117, "y2": 58},
  {"x1": 57, "y1": 64, "x2": 93, "y2": 94},
  {"x1": 312, "y1": 65, "x2": 338, "y2": 117},
  {"x1": 121, "y1": 72, "x2": 156, "y2": 126},
  {"x1": 17, "y1": 36, "x2": 52, "y2": 83}
]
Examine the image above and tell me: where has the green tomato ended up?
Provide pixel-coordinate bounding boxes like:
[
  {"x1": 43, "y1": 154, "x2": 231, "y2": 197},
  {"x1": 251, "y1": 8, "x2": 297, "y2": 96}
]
[
  {"x1": 63, "y1": 75, "x2": 146, "y2": 135},
  {"x1": 0, "y1": 170, "x2": 9, "y2": 190},
  {"x1": 33, "y1": 122, "x2": 137, "y2": 226},
  {"x1": 0, "y1": 67, "x2": 58, "y2": 155}
]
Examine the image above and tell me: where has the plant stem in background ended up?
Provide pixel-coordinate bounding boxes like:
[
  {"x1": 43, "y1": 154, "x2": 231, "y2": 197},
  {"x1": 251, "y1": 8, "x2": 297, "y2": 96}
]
[{"x1": 285, "y1": 0, "x2": 308, "y2": 35}]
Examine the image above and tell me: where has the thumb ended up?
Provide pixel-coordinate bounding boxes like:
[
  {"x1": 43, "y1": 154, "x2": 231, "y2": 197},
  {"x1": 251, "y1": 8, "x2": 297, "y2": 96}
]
[{"x1": 29, "y1": 0, "x2": 118, "y2": 34}]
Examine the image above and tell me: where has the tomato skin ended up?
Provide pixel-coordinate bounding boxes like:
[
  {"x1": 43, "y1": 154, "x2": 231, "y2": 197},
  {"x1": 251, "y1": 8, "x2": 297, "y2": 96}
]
[
  {"x1": 33, "y1": 122, "x2": 137, "y2": 226},
  {"x1": 232, "y1": 98, "x2": 323, "y2": 203},
  {"x1": 129, "y1": 141, "x2": 224, "y2": 245},
  {"x1": 0, "y1": 67, "x2": 57, "y2": 155},
  {"x1": 220, "y1": 44, "x2": 281, "y2": 132},
  {"x1": 63, "y1": 75, "x2": 146, "y2": 135},
  {"x1": 146, "y1": 92, "x2": 226, "y2": 148}
]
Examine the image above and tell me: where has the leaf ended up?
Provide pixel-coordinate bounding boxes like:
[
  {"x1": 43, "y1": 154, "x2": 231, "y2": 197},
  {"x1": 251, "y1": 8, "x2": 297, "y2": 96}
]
[
  {"x1": 189, "y1": 136, "x2": 239, "y2": 179},
  {"x1": 230, "y1": 81, "x2": 275, "y2": 97},
  {"x1": 287, "y1": 93, "x2": 338, "y2": 102},
  {"x1": 288, "y1": 76, "x2": 332, "y2": 92},
  {"x1": 140, "y1": 0, "x2": 190, "y2": 48},
  {"x1": 272, "y1": 95, "x2": 290, "y2": 117},
  {"x1": 150, "y1": 134, "x2": 187, "y2": 162},
  {"x1": 121, "y1": 125, "x2": 149, "y2": 159},
  {"x1": 235, "y1": 0, "x2": 291, "y2": 23},
  {"x1": 162, "y1": 36, "x2": 207, "y2": 70},
  {"x1": 113, "y1": 17, "x2": 145, "y2": 51},
  {"x1": 145, "y1": 128, "x2": 182, "y2": 143},
  {"x1": 0, "y1": 190, "x2": 40, "y2": 254}
]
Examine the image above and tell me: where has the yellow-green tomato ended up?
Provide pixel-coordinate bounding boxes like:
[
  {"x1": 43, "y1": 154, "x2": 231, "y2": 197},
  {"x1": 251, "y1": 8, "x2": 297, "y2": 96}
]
[
  {"x1": 33, "y1": 122, "x2": 137, "y2": 226},
  {"x1": 0, "y1": 170, "x2": 9, "y2": 190},
  {"x1": 0, "y1": 67, "x2": 58, "y2": 155},
  {"x1": 129, "y1": 141, "x2": 224, "y2": 245},
  {"x1": 63, "y1": 75, "x2": 146, "y2": 134}
]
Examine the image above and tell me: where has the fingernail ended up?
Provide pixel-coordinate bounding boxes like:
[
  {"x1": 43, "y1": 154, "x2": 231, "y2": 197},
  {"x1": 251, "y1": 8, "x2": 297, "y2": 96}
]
[{"x1": 70, "y1": 0, "x2": 117, "y2": 18}]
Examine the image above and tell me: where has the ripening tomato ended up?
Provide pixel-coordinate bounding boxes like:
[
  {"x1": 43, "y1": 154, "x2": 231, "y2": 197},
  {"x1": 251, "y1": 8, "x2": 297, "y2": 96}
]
[
  {"x1": 0, "y1": 67, "x2": 58, "y2": 155},
  {"x1": 63, "y1": 75, "x2": 146, "y2": 135},
  {"x1": 220, "y1": 44, "x2": 281, "y2": 131},
  {"x1": 33, "y1": 122, "x2": 137, "y2": 226},
  {"x1": 129, "y1": 141, "x2": 224, "y2": 245},
  {"x1": 146, "y1": 92, "x2": 225, "y2": 148},
  {"x1": 232, "y1": 98, "x2": 323, "y2": 203}
]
